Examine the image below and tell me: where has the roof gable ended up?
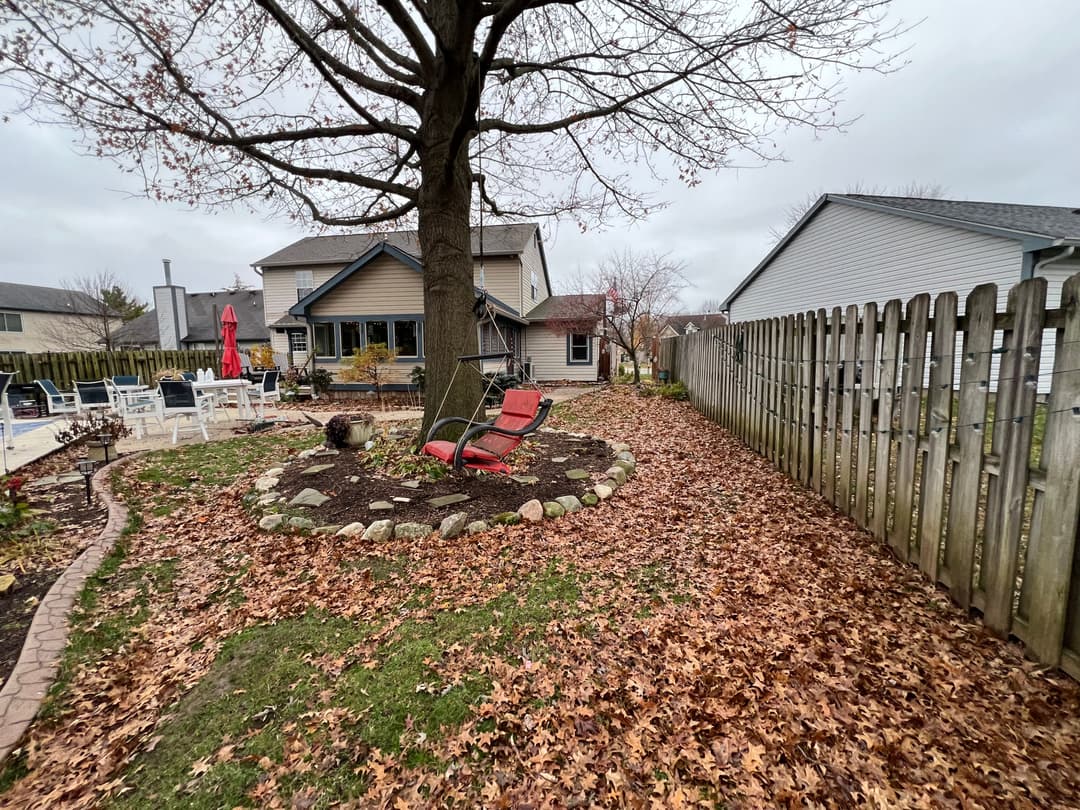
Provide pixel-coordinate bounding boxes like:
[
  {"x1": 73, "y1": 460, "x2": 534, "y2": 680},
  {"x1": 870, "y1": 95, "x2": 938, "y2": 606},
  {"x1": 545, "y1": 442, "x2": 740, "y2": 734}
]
[{"x1": 289, "y1": 243, "x2": 422, "y2": 316}]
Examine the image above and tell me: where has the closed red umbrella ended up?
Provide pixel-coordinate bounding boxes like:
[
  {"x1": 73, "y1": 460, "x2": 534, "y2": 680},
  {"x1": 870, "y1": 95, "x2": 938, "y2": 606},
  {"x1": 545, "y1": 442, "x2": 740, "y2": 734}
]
[{"x1": 221, "y1": 304, "x2": 242, "y2": 379}]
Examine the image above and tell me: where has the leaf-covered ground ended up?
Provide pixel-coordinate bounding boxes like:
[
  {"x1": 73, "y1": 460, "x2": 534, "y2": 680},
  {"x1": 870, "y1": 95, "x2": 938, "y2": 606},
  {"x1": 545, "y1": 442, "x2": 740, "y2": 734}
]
[{"x1": 2, "y1": 387, "x2": 1079, "y2": 808}]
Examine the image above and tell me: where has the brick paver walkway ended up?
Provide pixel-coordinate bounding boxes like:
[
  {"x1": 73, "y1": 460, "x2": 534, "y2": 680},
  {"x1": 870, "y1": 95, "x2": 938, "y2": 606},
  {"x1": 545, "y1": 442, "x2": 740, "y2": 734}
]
[{"x1": 0, "y1": 458, "x2": 131, "y2": 762}]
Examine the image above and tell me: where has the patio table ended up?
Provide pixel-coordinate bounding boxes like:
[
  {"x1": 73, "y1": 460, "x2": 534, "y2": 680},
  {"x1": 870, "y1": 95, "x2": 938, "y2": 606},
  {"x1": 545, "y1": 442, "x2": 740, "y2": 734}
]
[{"x1": 195, "y1": 378, "x2": 255, "y2": 421}]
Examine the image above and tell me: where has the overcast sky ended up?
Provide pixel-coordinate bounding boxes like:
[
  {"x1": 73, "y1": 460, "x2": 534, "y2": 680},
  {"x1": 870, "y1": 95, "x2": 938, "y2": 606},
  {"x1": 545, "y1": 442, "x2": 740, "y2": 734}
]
[{"x1": 1, "y1": 0, "x2": 1078, "y2": 312}]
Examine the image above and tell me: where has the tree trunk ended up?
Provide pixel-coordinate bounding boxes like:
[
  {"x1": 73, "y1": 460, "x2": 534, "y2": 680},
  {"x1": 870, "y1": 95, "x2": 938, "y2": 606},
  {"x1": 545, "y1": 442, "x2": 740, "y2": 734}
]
[
  {"x1": 417, "y1": 44, "x2": 482, "y2": 442},
  {"x1": 632, "y1": 357, "x2": 641, "y2": 385}
]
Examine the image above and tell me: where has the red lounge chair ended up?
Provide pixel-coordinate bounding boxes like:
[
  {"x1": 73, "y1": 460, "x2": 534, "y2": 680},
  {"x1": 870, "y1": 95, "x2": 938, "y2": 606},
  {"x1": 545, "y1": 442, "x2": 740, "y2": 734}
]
[{"x1": 422, "y1": 388, "x2": 553, "y2": 474}]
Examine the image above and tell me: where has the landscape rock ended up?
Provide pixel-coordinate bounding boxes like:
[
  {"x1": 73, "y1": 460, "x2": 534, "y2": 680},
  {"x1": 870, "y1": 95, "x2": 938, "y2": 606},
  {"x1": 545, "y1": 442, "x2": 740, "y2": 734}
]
[
  {"x1": 492, "y1": 511, "x2": 521, "y2": 526},
  {"x1": 288, "y1": 516, "x2": 315, "y2": 530},
  {"x1": 517, "y1": 499, "x2": 544, "y2": 523},
  {"x1": 314, "y1": 525, "x2": 342, "y2": 535},
  {"x1": 543, "y1": 501, "x2": 566, "y2": 518},
  {"x1": 336, "y1": 522, "x2": 366, "y2": 537},
  {"x1": 392, "y1": 496, "x2": 412, "y2": 503},
  {"x1": 395, "y1": 521, "x2": 433, "y2": 539},
  {"x1": 289, "y1": 488, "x2": 330, "y2": 508},
  {"x1": 427, "y1": 493, "x2": 471, "y2": 508},
  {"x1": 363, "y1": 520, "x2": 394, "y2": 542},
  {"x1": 614, "y1": 459, "x2": 636, "y2": 475},
  {"x1": 264, "y1": 467, "x2": 286, "y2": 477},
  {"x1": 258, "y1": 514, "x2": 286, "y2": 531},
  {"x1": 600, "y1": 478, "x2": 621, "y2": 491},
  {"x1": 555, "y1": 495, "x2": 583, "y2": 513},
  {"x1": 616, "y1": 451, "x2": 636, "y2": 464},
  {"x1": 0, "y1": 574, "x2": 15, "y2": 595},
  {"x1": 581, "y1": 493, "x2": 599, "y2": 507},
  {"x1": 349, "y1": 476, "x2": 360, "y2": 484},
  {"x1": 257, "y1": 492, "x2": 281, "y2": 506},
  {"x1": 551, "y1": 456, "x2": 569, "y2": 463},
  {"x1": 369, "y1": 500, "x2": 395, "y2": 511},
  {"x1": 593, "y1": 483, "x2": 614, "y2": 501},
  {"x1": 298, "y1": 448, "x2": 320, "y2": 460},
  {"x1": 606, "y1": 466, "x2": 628, "y2": 485},
  {"x1": 301, "y1": 464, "x2": 335, "y2": 476},
  {"x1": 314, "y1": 448, "x2": 340, "y2": 457},
  {"x1": 254, "y1": 476, "x2": 279, "y2": 492},
  {"x1": 564, "y1": 469, "x2": 590, "y2": 481},
  {"x1": 466, "y1": 520, "x2": 491, "y2": 535},
  {"x1": 401, "y1": 480, "x2": 421, "y2": 489},
  {"x1": 439, "y1": 512, "x2": 469, "y2": 539},
  {"x1": 609, "y1": 442, "x2": 631, "y2": 453},
  {"x1": 510, "y1": 475, "x2": 539, "y2": 485}
]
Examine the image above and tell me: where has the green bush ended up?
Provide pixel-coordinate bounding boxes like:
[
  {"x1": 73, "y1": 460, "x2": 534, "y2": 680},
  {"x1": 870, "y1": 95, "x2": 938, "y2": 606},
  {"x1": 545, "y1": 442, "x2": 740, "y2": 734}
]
[{"x1": 639, "y1": 381, "x2": 688, "y2": 401}]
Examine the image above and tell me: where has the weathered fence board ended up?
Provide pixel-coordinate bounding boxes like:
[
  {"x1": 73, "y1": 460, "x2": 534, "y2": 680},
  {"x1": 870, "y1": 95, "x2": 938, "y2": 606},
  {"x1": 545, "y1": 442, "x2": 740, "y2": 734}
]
[
  {"x1": 0, "y1": 348, "x2": 222, "y2": 392},
  {"x1": 659, "y1": 271, "x2": 1080, "y2": 681}
]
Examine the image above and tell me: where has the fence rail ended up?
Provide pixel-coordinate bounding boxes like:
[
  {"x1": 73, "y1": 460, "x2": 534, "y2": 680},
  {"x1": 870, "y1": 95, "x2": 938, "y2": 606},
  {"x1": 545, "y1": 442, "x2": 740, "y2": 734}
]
[
  {"x1": 0, "y1": 349, "x2": 222, "y2": 392},
  {"x1": 660, "y1": 274, "x2": 1080, "y2": 680}
]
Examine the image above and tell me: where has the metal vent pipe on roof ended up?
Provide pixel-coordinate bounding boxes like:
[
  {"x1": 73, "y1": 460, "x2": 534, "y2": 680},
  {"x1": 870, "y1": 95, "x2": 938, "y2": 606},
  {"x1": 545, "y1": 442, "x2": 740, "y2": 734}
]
[{"x1": 163, "y1": 258, "x2": 173, "y2": 285}]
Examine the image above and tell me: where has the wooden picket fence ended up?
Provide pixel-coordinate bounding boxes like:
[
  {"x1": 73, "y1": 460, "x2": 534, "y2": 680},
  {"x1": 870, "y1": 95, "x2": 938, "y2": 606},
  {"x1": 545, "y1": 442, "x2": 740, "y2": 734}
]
[
  {"x1": 0, "y1": 349, "x2": 222, "y2": 392},
  {"x1": 660, "y1": 273, "x2": 1080, "y2": 680}
]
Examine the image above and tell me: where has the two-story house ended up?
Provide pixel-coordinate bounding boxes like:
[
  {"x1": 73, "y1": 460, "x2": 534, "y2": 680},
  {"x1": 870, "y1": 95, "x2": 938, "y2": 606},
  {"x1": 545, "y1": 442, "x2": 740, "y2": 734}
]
[{"x1": 254, "y1": 223, "x2": 601, "y2": 390}]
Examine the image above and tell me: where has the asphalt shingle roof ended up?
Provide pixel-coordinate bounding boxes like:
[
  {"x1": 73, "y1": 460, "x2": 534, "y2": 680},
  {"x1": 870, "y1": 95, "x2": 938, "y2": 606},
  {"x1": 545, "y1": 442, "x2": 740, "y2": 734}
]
[
  {"x1": 254, "y1": 223, "x2": 539, "y2": 267},
  {"x1": 843, "y1": 195, "x2": 1080, "y2": 241},
  {"x1": 114, "y1": 290, "x2": 269, "y2": 346},
  {"x1": 663, "y1": 313, "x2": 728, "y2": 335},
  {"x1": 0, "y1": 281, "x2": 102, "y2": 315},
  {"x1": 525, "y1": 294, "x2": 604, "y2": 322}
]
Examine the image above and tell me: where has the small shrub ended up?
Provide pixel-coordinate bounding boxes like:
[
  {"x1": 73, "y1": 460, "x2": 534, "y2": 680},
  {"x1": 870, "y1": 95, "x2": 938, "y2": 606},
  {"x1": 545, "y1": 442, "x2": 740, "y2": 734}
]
[
  {"x1": 639, "y1": 381, "x2": 688, "y2": 401},
  {"x1": 249, "y1": 344, "x2": 275, "y2": 369},
  {"x1": 410, "y1": 365, "x2": 425, "y2": 393},
  {"x1": 55, "y1": 413, "x2": 133, "y2": 447},
  {"x1": 309, "y1": 367, "x2": 334, "y2": 396},
  {"x1": 0, "y1": 474, "x2": 31, "y2": 530},
  {"x1": 324, "y1": 414, "x2": 352, "y2": 448}
]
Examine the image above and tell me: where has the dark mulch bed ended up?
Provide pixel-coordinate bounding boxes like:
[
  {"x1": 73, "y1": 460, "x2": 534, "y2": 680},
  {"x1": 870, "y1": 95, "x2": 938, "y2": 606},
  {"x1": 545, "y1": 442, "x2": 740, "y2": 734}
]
[
  {"x1": 273, "y1": 430, "x2": 615, "y2": 527},
  {"x1": 0, "y1": 447, "x2": 110, "y2": 688}
]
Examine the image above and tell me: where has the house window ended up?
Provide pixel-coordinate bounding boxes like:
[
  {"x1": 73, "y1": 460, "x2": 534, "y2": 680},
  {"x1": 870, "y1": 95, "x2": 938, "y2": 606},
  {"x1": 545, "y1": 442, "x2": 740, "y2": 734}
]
[
  {"x1": 288, "y1": 331, "x2": 307, "y2": 353},
  {"x1": 0, "y1": 313, "x2": 22, "y2": 332},
  {"x1": 365, "y1": 320, "x2": 389, "y2": 349},
  {"x1": 296, "y1": 270, "x2": 314, "y2": 301},
  {"x1": 394, "y1": 320, "x2": 419, "y2": 357},
  {"x1": 341, "y1": 321, "x2": 362, "y2": 357},
  {"x1": 313, "y1": 322, "x2": 335, "y2": 357},
  {"x1": 530, "y1": 271, "x2": 538, "y2": 300},
  {"x1": 568, "y1": 333, "x2": 591, "y2": 364}
]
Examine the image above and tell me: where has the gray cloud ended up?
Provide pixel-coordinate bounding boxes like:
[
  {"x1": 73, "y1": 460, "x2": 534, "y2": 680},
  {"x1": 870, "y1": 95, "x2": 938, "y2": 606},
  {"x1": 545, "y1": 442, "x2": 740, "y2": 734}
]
[{"x1": 2, "y1": 0, "x2": 1078, "y2": 313}]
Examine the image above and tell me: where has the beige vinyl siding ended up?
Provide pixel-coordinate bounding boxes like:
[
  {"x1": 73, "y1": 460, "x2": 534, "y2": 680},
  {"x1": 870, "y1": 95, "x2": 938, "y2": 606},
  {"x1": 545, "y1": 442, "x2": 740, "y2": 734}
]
[
  {"x1": 527, "y1": 325, "x2": 598, "y2": 382},
  {"x1": 727, "y1": 203, "x2": 1023, "y2": 322},
  {"x1": 309, "y1": 255, "x2": 423, "y2": 316},
  {"x1": 315, "y1": 358, "x2": 418, "y2": 387},
  {"x1": 519, "y1": 231, "x2": 550, "y2": 315},
  {"x1": 473, "y1": 256, "x2": 523, "y2": 313},
  {"x1": 262, "y1": 264, "x2": 341, "y2": 325},
  {"x1": 0, "y1": 311, "x2": 108, "y2": 353}
]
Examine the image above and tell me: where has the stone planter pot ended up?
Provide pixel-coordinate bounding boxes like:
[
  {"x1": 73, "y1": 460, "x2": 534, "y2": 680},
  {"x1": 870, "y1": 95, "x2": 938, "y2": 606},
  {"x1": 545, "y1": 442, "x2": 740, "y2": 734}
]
[
  {"x1": 86, "y1": 441, "x2": 107, "y2": 463},
  {"x1": 344, "y1": 421, "x2": 375, "y2": 447}
]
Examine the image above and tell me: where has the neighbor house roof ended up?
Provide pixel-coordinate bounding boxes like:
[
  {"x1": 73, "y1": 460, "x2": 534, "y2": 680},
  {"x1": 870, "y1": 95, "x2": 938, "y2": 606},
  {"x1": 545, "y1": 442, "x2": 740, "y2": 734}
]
[
  {"x1": 254, "y1": 223, "x2": 540, "y2": 267},
  {"x1": 723, "y1": 193, "x2": 1080, "y2": 310},
  {"x1": 662, "y1": 313, "x2": 728, "y2": 335},
  {"x1": 0, "y1": 281, "x2": 102, "y2": 316},
  {"x1": 524, "y1": 294, "x2": 604, "y2": 323},
  {"x1": 115, "y1": 289, "x2": 268, "y2": 346}
]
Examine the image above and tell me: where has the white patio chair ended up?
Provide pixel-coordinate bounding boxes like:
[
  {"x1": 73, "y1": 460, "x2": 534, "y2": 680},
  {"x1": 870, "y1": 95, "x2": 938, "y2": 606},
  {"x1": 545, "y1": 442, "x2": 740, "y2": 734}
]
[
  {"x1": 0, "y1": 371, "x2": 15, "y2": 450},
  {"x1": 106, "y1": 378, "x2": 164, "y2": 439},
  {"x1": 73, "y1": 380, "x2": 113, "y2": 416},
  {"x1": 159, "y1": 380, "x2": 212, "y2": 443},
  {"x1": 248, "y1": 370, "x2": 281, "y2": 419},
  {"x1": 34, "y1": 379, "x2": 78, "y2": 416}
]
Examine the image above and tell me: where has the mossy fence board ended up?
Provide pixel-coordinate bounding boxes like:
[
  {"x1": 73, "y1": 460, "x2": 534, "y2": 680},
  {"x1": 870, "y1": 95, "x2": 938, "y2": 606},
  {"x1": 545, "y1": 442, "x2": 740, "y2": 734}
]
[{"x1": 660, "y1": 273, "x2": 1080, "y2": 681}]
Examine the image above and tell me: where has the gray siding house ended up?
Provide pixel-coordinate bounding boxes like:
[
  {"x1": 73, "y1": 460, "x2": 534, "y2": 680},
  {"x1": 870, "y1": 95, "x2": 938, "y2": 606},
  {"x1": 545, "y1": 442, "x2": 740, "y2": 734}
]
[{"x1": 724, "y1": 195, "x2": 1080, "y2": 321}]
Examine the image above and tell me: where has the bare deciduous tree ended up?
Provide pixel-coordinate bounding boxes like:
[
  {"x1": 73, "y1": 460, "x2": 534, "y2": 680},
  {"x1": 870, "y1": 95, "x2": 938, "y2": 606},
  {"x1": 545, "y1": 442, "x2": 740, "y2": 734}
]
[
  {"x1": 1, "y1": 0, "x2": 903, "y2": 434},
  {"x1": 769, "y1": 182, "x2": 946, "y2": 241},
  {"x1": 554, "y1": 250, "x2": 686, "y2": 384},
  {"x1": 40, "y1": 271, "x2": 146, "y2": 351}
]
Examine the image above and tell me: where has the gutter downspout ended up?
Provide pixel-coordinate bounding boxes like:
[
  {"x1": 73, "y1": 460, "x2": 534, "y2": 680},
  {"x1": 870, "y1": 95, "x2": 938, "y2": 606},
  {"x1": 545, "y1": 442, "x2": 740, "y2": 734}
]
[{"x1": 1032, "y1": 245, "x2": 1077, "y2": 277}]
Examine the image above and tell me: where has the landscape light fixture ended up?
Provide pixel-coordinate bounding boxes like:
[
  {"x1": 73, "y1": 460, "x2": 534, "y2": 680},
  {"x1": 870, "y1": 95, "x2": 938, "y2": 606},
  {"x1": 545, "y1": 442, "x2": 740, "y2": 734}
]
[
  {"x1": 76, "y1": 457, "x2": 96, "y2": 506},
  {"x1": 97, "y1": 431, "x2": 113, "y2": 464}
]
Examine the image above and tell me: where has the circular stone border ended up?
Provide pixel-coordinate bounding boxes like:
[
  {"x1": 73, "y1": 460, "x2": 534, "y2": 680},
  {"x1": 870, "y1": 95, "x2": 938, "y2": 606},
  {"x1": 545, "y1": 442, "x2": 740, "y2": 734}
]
[
  {"x1": 246, "y1": 429, "x2": 638, "y2": 541},
  {"x1": 0, "y1": 455, "x2": 137, "y2": 764}
]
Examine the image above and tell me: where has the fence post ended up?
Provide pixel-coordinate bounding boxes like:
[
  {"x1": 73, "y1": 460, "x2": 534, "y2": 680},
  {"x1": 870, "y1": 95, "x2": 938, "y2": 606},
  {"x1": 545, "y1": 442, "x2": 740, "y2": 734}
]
[
  {"x1": 1023, "y1": 273, "x2": 1080, "y2": 665},
  {"x1": 872, "y1": 300, "x2": 902, "y2": 542},
  {"x1": 854, "y1": 302, "x2": 879, "y2": 530}
]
